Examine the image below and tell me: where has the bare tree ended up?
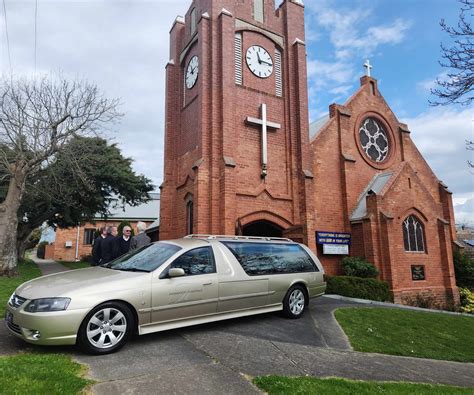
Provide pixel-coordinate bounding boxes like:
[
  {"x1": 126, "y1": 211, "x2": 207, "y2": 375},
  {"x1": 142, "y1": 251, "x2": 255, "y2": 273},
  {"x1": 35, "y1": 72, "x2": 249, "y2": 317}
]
[
  {"x1": 431, "y1": 0, "x2": 473, "y2": 106},
  {"x1": 468, "y1": 140, "x2": 474, "y2": 169},
  {"x1": 0, "y1": 76, "x2": 121, "y2": 275}
]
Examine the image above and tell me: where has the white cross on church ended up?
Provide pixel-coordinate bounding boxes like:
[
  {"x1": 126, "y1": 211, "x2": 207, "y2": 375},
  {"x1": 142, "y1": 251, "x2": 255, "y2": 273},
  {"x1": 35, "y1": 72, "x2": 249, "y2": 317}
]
[
  {"x1": 364, "y1": 59, "x2": 373, "y2": 77},
  {"x1": 246, "y1": 103, "x2": 281, "y2": 178}
]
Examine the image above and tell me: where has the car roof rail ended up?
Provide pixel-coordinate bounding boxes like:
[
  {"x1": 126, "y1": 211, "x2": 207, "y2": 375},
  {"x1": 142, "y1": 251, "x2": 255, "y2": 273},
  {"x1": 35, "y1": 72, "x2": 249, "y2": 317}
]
[{"x1": 184, "y1": 234, "x2": 294, "y2": 242}]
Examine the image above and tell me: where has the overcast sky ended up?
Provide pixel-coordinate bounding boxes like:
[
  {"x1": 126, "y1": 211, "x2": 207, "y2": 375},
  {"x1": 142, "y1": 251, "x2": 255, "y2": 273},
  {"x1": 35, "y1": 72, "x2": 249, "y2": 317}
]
[{"x1": 1, "y1": 0, "x2": 473, "y2": 225}]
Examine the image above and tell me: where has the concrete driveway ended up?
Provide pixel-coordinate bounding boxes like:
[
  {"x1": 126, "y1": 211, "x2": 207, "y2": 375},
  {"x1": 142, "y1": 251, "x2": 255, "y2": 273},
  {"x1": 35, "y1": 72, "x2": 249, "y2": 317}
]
[{"x1": 2, "y1": 296, "x2": 474, "y2": 394}]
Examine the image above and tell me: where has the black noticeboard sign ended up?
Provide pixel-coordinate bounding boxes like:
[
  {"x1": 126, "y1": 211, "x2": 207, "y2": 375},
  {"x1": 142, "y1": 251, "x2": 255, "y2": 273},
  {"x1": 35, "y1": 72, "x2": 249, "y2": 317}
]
[
  {"x1": 316, "y1": 231, "x2": 351, "y2": 245},
  {"x1": 411, "y1": 265, "x2": 425, "y2": 281}
]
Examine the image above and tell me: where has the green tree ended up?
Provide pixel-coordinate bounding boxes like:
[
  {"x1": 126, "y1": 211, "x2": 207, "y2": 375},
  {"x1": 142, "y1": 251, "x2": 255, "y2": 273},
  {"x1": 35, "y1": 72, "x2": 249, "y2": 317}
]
[{"x1": 15, "y1": 136, "x2": 153, "y2": 261}]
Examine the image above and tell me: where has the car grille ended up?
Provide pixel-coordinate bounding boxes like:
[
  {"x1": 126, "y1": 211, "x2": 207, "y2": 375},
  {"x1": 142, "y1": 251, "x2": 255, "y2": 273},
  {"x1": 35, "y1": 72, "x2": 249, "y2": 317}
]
[
  {"x1": 6, "y1": 320, "x2": 21, "y2": 335},
  {"x1": 8, "y1": 294, "x2": 27, "y2": 309}
]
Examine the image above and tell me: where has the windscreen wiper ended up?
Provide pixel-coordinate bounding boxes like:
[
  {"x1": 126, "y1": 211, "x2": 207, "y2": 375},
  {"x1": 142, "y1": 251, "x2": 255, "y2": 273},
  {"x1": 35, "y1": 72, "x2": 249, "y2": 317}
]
[{"x1": 116, "y1": 267, "x2": 150, "y2": 273}]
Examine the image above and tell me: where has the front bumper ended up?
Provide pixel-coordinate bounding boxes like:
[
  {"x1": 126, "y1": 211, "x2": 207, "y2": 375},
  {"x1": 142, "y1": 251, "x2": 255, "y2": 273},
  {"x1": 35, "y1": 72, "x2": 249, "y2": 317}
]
[{"x1": 5, "y1": 304, "x2": 89, "y2": 346}]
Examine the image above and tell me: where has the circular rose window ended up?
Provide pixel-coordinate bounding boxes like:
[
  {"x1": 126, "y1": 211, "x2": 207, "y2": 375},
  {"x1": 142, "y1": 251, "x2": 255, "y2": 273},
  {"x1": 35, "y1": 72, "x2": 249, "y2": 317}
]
[{"x1": 359, "y1": 117, "x2": 390, "y2": 162}]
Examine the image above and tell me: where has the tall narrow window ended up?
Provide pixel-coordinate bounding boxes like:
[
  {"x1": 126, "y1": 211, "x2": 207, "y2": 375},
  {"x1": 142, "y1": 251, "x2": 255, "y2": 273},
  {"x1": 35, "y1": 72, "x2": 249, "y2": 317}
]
[
  {"x1": 84, "y1": 229, "x2": 95, "y2": 245},
  {"x1": 275, "y1": 49, "x2": 282, "y2": 96},
  {"x1": 186, "y1": 200, "x2": 194, "y2": 235},
  {"x1": 190, "y1": 8, "x2": 196, "y2": 35},
  {"x1": 235, "y1": 33, "x2": 243, "y2": 85},
  {"x1": 403, "y1": 215, "x2": 425, "y2": 252},
  {"x1": 253, "y1": 0, "x2": 264, "y2": 23}
]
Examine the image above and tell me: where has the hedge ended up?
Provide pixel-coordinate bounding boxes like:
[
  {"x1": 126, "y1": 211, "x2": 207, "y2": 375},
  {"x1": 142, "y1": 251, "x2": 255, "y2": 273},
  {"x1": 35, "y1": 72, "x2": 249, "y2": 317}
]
[{"x1": 325, "y1": 275, "x2": 392, "y2": 302}]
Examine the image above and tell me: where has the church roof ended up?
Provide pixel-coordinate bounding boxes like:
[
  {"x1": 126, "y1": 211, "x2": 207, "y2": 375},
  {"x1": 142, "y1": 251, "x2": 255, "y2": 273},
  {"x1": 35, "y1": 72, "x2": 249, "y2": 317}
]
[
  {"x1": 350, "y1": 172, "x2": 393, "y2": 221},
  {"x1": 146, "y1": 218, "x2": 160, "y2": 231},
  {"x1": 309, "y1": 114, "x2": 329, "y2": 139},
  {"x1": 94, "y1": 193, "x2": 160, "y2": 221}
]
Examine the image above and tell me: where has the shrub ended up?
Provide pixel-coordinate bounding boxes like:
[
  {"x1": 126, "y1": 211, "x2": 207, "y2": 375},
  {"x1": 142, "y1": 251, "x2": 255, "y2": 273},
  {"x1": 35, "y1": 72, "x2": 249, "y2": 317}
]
[
  {"x1": 402, "y1": 293, "x2": 441, "y2": 310},
  {"x1": 81, "y1": 255, "x2": 94, "y2": 264},
  {"x1": 36, "y1": 241, "x2": 49, "y2": 259},
  {"x1": 459, "y1": 288, "x2": 474, "y2": 314},
  {"x1": 325, "y1": 275, "x2": 391, "y2": 302},
  {"x1": 453, "y1": 249, "x2": 474, "y2": 289},
  {"x1": 341, "y1": 257, "x2": 379, "y2": 278}
]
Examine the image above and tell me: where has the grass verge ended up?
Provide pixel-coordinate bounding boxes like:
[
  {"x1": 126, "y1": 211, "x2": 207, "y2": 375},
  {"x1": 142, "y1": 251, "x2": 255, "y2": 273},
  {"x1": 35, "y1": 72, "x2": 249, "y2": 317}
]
[
  {"x1": 0, "y1": 259, "x2": 41, "y2": 316},
  {"x1": 335, "y1": 307, "x2": 474, "y2": 362},
  {"x1": 253, "y1": 376, "x2": 474, "y2": 394},
  {"x1": 0, "y1": 353, "x2": 93, "y2": 394},
  {"x1": 59, "y1": 261, "x2": 91, "y2": 270}
]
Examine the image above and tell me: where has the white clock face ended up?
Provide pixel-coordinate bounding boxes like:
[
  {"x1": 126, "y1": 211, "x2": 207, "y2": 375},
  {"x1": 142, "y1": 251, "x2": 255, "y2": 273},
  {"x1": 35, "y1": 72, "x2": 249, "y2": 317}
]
[
  {"x1": 246, "y1": 45, "x2": 273, "y2": 78},
  {"x1": 185, "y1": 55, "x2": 199, "y2": 89}
]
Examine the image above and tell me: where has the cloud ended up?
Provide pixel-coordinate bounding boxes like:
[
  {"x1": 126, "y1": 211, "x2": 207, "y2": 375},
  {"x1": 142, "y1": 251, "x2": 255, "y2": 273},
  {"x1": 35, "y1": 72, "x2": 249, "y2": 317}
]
[
  {"x1": 1, "y1": 0, "x2": 190, "y2": 190},
  {"x1": 307, "y1": 5, "x2": 412, "y2": 59},
  {"x1": 454, "y1": 197, "x2": 474, "y2": 226},
  {"x1": 305, "y1": 1, "x2": 412, "y2": 112},
  {"x1": 307, "y1": 59, "x2": 354, "y2": 87},
  {"x1": 416, "y1": 72, "x2": 449, "y2": 94},
  {"x1": 401, "y1": 108, "x2": 474, "y2": 197}
]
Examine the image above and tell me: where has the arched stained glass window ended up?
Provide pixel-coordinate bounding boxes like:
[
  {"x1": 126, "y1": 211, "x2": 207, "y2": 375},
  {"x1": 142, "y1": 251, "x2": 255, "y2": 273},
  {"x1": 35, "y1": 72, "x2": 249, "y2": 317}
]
[
  {"x1": 186, "y1": 200, "x2": 194, "y2": 235},
  {"x1": 403, "y1": 215, "x2": 425, "y2": 252}
]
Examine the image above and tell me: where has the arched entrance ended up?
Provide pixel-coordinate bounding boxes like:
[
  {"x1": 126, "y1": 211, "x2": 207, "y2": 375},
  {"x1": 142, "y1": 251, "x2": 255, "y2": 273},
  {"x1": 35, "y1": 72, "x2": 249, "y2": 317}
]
[{"x1": 242, "y1": 220, "x2": 283, "y2": 237}]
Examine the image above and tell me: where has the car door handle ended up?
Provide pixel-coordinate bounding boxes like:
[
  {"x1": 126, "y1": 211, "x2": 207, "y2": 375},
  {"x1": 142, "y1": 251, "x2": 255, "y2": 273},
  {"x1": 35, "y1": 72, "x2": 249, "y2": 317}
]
[{"x1": 203, "y1": 282, "x2": 213, "y2": 286}]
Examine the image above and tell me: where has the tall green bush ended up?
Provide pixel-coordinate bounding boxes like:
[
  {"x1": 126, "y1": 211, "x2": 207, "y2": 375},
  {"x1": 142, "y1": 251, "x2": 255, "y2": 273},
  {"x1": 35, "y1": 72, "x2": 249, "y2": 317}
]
[
  {"x1": 325, "y1": 275, "x2": 391, "y2": 302},
  {"x1": 36, "y1": 241, "x2": 49, "y2": 259},
  {"x1": 459, "y1": 288, "x2": 474, "y2": 314},
  {"x1": 341, "y1": 257, "x2": 379, "y2": 278},
  {"x1": 453, "y1": 249, "x2": 474, "y2": 289}
]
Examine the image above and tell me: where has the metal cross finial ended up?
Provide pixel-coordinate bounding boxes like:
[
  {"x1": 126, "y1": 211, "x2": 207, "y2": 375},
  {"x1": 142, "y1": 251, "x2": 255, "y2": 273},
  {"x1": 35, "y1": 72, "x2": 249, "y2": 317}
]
[
  {"x1": 245, "y1": 103, "x2": 281, "y2": 178},
  {"x1": 364, "y1": 59, "x2": 373, "y2": 77}
]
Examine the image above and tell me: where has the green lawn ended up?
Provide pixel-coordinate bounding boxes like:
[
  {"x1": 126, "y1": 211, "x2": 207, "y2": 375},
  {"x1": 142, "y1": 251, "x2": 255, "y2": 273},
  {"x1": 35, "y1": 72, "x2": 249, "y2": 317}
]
[
  {"x1": 58, "y1": 261, "x2": 91, "y2": 270},
  {"x1": 335, "y1": 307, "x2": 474, "y2": 363},
  {"x1": 254, "y1": 376, "x2": 474, "y2": 395},
  {"x1": 0, "y1": 353, "x2": 92, "y2": 394},
  {"x1": 0, "y1": 259, "x2": 41, "y2": 316}
]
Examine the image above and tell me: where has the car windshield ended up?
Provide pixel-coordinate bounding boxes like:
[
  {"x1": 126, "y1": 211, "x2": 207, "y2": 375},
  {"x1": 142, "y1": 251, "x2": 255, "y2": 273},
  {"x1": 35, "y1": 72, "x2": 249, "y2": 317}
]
[{"x1": 101, "y1": 242, "x2": 182, "y2": 272}]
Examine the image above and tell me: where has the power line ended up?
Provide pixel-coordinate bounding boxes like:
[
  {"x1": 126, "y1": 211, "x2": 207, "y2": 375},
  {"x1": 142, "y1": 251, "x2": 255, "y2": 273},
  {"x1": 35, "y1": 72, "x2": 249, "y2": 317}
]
[
  {"x1": 34, "y1": 0, "x2": 37, "y2": 73},
  {"x1": 2, "y1": 0, "x2": 12, "y2": 75}
]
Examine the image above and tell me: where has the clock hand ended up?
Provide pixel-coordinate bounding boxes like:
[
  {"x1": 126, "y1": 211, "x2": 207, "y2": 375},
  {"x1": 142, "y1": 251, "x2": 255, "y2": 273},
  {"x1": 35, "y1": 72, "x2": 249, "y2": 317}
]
[
  {"x1": 257, "y1": 52, "x2": 262, "y2": 64},
  {"x1": 261, "y1": 60, "x2": 272, "y2": 66}
]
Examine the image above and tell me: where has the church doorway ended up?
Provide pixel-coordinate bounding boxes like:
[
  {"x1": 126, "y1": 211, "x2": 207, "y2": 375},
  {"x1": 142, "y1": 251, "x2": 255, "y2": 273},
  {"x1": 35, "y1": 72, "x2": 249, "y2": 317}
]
[{"x1": 242, "y1": 220, "x2": 283, "y2": 238}]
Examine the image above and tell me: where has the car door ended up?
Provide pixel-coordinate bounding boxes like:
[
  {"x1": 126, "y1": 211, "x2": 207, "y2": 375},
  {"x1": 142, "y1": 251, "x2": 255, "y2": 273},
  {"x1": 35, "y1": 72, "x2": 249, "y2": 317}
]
[{"x1": 151, "y1": 246, "x2": 218, "y2": 324}]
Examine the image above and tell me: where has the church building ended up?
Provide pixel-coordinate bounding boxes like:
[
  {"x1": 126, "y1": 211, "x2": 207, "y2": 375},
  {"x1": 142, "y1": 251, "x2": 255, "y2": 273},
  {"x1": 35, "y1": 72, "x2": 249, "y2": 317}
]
[{"x1": 159, "y1": 0, "x2": 459, "y2": 306}]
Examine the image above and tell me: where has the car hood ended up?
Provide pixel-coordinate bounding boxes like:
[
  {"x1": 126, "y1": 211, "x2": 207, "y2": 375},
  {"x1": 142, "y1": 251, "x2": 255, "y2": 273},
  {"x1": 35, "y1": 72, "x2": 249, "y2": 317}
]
[{"x1": 15, "y1": 267, "x2": 148, "y2": 300}]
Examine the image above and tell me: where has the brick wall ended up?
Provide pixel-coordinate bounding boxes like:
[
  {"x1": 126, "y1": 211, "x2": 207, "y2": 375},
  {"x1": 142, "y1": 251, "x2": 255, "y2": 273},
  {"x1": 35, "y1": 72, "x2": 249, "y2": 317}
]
[{"x1": 53, "y1": 220, "x2": 153, "y2": 261}]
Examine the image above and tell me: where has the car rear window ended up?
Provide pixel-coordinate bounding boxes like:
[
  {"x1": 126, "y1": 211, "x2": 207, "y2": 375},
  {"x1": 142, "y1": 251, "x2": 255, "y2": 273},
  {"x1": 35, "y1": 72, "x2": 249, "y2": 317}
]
[{"x1": 221, "y1": 242, "x2": 318, "y2": 276}]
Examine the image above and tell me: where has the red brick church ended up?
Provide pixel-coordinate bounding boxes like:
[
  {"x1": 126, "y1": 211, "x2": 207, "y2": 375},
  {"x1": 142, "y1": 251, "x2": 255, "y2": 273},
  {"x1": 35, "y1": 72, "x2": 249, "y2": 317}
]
[{"x1": 159, "y1": 0, "x2": 459, "y2": 306}]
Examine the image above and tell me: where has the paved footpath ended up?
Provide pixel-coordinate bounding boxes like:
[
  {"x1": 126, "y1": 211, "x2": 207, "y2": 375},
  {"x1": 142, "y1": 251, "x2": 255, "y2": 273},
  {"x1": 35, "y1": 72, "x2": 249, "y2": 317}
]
[
  {"x1": 1, "y1": 261, "x2": 473, "y2": 394},
  {"x1": 30, "y1": 256, "x2": 71, "y2": 276}
]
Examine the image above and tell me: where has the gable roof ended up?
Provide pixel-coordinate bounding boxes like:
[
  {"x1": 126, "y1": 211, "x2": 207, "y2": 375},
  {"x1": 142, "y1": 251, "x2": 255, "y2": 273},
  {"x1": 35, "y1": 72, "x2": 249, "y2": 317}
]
[
  {"x1": 351, "y1": 172, "x2": 393, "y2": 221},
  {"x1": 95, "y1": 193, "x2": 160, "y2": 221}
]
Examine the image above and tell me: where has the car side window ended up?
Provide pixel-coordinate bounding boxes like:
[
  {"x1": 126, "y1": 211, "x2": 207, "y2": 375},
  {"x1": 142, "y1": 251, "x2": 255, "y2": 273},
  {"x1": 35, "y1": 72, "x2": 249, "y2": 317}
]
[
  {"x1": 168, "y1": 247, "x2": 216, "y2": 276},
  {"x1": 222, "y1": 242, "x2": 318, "y2": 276}
]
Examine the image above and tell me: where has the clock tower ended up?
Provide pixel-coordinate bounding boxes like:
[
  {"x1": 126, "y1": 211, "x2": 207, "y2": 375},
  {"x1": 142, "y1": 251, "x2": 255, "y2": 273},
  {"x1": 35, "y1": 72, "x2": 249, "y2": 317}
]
[{"x1": 160, "y1": 0, "x2": 315, "y2": 249}]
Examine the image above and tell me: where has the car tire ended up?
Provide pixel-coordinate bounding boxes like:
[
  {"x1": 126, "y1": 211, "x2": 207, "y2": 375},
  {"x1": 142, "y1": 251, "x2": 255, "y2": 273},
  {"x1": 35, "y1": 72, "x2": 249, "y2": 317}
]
[
  {"x1": 282, "y1": 285, "x2": 307, "y2": 319},
  {"x1": 77, "y1": 301, "x2": 134, "y2": 355}
]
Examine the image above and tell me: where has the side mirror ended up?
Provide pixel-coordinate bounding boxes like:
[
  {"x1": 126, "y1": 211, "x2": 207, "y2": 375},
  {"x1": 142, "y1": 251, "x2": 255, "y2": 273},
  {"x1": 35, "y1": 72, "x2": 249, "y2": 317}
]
[{"x1": 168, "y1": 268, "x2": 186, "y2": 278}]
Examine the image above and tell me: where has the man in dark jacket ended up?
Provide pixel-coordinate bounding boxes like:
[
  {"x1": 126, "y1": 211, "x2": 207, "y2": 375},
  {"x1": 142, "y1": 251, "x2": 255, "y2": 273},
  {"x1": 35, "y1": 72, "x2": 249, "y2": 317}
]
[
  {"x1": 100, "y1": 225, "x2": 118, "y2": 264},
  {"x1": 114, "y1": 225, "x2": 132, "y2": 258},
  {"x1": 92, "y1": 226, "x2": 107, "y2": 265},
  {"x1": 130, "y1": 221, "x2": 151, "y2": 250}
]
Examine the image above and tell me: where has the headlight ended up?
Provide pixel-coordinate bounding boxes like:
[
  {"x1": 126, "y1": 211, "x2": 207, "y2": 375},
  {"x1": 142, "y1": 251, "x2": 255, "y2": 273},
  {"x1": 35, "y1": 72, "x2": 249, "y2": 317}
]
[{"x1": 25, "y1": 298, "x2": 71, "y2": 313}]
